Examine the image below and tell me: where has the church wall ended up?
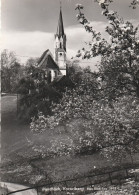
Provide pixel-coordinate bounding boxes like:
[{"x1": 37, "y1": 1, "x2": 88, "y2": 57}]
[
  {"x1": 60, "y1": 69, "x2": 66, "y2": 76},
  {"x1": 51, "y1": 70, "x2": 55, "y2": 81},
  {"x1": 47, "y1": 68, "x2": 59, "y2": 82}
]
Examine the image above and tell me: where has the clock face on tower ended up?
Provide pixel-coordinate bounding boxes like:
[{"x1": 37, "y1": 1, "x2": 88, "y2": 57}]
[
  {"x1": 59, "y1": 52, "x2": 63, "y2": 56},
  {"x1": 58, "y1": 52, "x2": 66, "y2": 68},
  {"x1": 58, "y1": 52, "x2": 64, "y2": 61}
]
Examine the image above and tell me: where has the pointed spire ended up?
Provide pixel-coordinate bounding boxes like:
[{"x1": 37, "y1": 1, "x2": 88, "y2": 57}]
[
  {"x1": 56, "y1": 2, "x2": 65, "y2": 37},
  {"x1": 60, "y1": 0, "x2": 62, "y2": 10}
]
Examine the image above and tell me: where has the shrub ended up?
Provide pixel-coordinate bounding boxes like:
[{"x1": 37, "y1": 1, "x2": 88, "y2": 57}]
[{"x1": 30, "y1": 95, "x2": 139, "y2": 159}]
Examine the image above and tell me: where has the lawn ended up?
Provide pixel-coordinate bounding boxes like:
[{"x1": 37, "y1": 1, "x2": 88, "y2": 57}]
[{"x1": 1, "y1": 95, "x2": 31, "y2": 161}]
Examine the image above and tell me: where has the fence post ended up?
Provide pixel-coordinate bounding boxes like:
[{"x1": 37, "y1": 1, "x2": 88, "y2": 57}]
[
  {"x1": 118, "y1": 176, "x2": 121, "y2": 185},
  {"x1": 62, "y1": 181, "x2": 68, "y2": 194},
  {"x1": 125, "y1": 169, "x2": 128, "y2": 178},
  {"x1": 108, "y1": 173, "x2": 113, "y2": 185},
  {"x1": 36, "y1": 187, "x2": 39, "y2": 195},
  {"x1": 134, "y1": 172, "x2": 137, "y2": 181},
  {"x1": 87, "y1": 177, "x2": 94, "y2": 195},
  {"x1": 88, "y1": 177, "x2": 92, "y2": 186},
  {"x1": 17, "y1": 93, "x2": 18, "y2": 115},
  {"x1": 64, "y1": 181, "x2": 68, "y2": 188}
]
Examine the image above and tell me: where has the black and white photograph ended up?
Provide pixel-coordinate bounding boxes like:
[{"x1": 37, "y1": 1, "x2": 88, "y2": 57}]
[{"x1": 0, "y1": 0, "x2": 139, "y2": 194}]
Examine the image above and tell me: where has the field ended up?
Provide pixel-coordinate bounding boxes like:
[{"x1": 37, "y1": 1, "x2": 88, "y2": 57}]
[{"x1": 1, "y1": 95, "x2": 139, "y2": 188}]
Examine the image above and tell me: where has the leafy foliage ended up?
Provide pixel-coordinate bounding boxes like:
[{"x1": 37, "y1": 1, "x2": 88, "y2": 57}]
[
  {"x1": 130, "y1": 0, "x2": 139, "y2": 9},
  {"x1": 31, "y1": 79, "x2": 139, "y2": 159},
  {"x1": 17, "y1": 63, "x2": 62, "y2": 122},
  {"x1": 1, "y1": 50, "x2": 23, "y2": 93},
  {"x1": 75, "y1": 1, "x2": 139, "y2": 98},
  {"x1": 25, "y1": 57, "x2": 39, "y2": 67}
]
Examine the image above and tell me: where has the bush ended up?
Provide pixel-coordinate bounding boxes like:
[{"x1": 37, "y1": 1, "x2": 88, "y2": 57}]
[{"x1": 30, "y1": 95, "x2": 139, "y2": 159}]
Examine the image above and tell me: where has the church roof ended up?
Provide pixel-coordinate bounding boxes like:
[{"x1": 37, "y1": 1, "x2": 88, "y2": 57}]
[
  {"x1": 38, "y1": 49, "x2": 49, "y2": 64},
  {"x1": 38, "y1": 49, "x2": 59, "y2": 70},
  {"x1": 56, "y1": 9, "x2": 65, "y2": 37}
]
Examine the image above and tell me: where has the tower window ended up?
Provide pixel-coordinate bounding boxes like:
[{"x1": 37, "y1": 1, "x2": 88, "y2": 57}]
[{"x1": 59, "y1": 53, "x2": 62, "y2": 56}]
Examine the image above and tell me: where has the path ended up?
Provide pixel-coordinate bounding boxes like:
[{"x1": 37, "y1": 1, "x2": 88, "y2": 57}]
[{"x1": 0, "y1": 182, "x2": 37, "y2": 195}]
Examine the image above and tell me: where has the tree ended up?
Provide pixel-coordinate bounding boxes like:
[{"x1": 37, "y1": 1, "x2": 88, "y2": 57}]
[
  {"x1": 67, "y1": 60, "x2": 82, "y2": 83},
  {"x1": 1, "y1": 49, "x2": 22, "y2": 93},
  {"x1": 75, "y1": 1, "x2": 139, "y2": 98},
  {"x1": 130, "y1": 0, "x2": 139, "y2": 9},
  {"x1": 98, "y1": 54, "x2": 139, "y2": 100},
  {"x1": 17, "y1": 64, "x2": 62, "y2": 122},
  {"x1": 26, "y1": 57, "x2": 39, "y2": 67},
  {"x1": 1, "y1": 49, "x2": 17, "y2": 68},
  {"x1": 30, "y1": 70, "x2": 100, "y2": 156},
  {"x1": 71, "y1": 0, "x2": 139, "y2": 159},
  {"x1": 31, "y1": 89, "x2": 139, "y2": 158}
]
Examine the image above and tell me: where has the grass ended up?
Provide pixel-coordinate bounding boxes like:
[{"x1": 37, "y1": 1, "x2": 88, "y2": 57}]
[{"x1": 1, "y1": 95, "x2": 139, "y2": 188}]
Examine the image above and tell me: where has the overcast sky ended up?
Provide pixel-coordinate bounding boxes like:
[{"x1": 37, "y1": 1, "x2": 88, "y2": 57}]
[{"x1": 1, "y1": 0, "x2": 139, "y2": 69}]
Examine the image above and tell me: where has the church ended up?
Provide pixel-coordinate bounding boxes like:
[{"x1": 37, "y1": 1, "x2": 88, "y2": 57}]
[{"x1": 37, "y1": 6, "x2": 68, "y2": 85}]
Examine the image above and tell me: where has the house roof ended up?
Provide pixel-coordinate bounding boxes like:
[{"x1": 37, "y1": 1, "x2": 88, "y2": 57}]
[
  {"x1": 37, "y1": 49, "x2": 49, "y2": 64},
  {"x1": 38, "y1": 49, "x2": 59, "y2": 70}
]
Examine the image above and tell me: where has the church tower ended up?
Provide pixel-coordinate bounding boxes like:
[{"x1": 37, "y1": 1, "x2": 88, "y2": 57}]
[{"x1": 54, "y1": 5, "x2": 67, "y2": 75}]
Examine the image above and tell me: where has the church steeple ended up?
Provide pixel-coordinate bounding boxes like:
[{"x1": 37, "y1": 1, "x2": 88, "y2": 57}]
[
  {"x1": 56, "y1": 8, "x2": 65, "y2": 38},
  {"x1": 55, "y1": 5, "x2": 66, "y2": 51},
  {"x1": 54, "y1": 4, "x2": 67, "y2": 76}
]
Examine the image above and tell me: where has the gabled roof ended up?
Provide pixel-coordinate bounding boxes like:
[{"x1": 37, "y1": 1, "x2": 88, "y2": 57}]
[
  {"x1": 38, "y1": 49, "x2": 49, "y2": 64},
  {"x1": 38, "y1": 49, "x2": 59, "y2": 70},
  {"x1": 56, "y1": 9, "x2": 65, "y2": 38}
]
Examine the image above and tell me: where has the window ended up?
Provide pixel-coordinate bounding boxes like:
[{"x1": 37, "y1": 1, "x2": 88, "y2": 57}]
[
  {"x1": 48, "y1": 70, "x2": 51, "y2": 83},
  {"x1": 54, "y1": 71, "x2": 57, "y2": 78}
]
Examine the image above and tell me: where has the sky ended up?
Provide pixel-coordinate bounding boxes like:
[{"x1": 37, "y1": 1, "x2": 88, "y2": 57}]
[{"x1": 1, "y1": 0, "x2": 139, "y2": 70}]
